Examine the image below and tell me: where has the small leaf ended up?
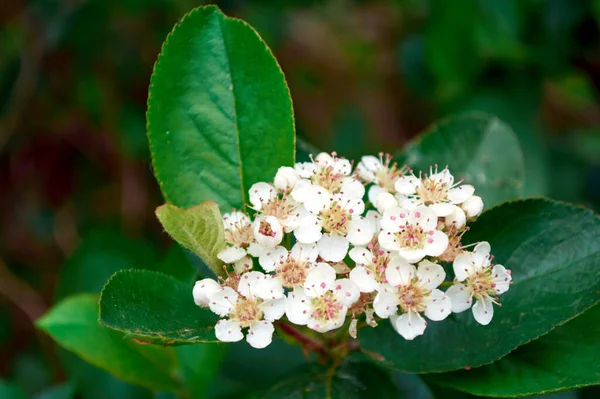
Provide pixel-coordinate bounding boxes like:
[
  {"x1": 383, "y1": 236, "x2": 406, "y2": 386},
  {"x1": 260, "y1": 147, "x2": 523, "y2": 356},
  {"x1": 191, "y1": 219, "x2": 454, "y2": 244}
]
[
  {"x1": 36, "y1": 295, "x2": 179, "y2": 392},
  {"x1": 260, "y1": 361, "x2": 399, "y2": 399},
  {"x1": 99, "y1": 269, "x2": 219, "y2": 344},
  {"x1": 147, "y1": 5, "x2": 295, "y2": 211},
  {"x1": 360, "y1": 199, "x2": 600, "y2": 373},
  {"x1": 427, "y1": 304, "x2": 600, "y2": 397},
  {"x1": 396, "y1": 112, "x2": 525, "y2": 208},
  {"x1": 156, "y1": 202, "x2": 225, "y2": 277}
]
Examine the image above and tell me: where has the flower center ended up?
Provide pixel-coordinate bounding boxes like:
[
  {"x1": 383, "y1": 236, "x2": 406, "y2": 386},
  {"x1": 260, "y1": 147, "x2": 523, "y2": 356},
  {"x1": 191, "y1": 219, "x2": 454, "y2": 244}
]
[
  {"x1": 395, "y1": 225, "x2": 427, "y2": 249},
  {"x1": 467, "y1": 269, "x2": 496, "y2": 300},
  {"x1": 261, "y1": 196, "x2": 297, "y2": 223},
  {"x1": 312, "y1": 166, "x2": 343, "y2": 193},
  {"x1": 276, "y1": 259, "x2": 309, "y2": 288},
  {"x1": 366, "y1": 251, "x2": 390, "y2": 283},
  {"x1": 258, "y1": 220, "x2": 277, "y2": 237},
  {"x1": 320, "y1": 204, "x2": 350, "y2": 235},
  {"x1": 375, "y1": 163, "x2": 405, "y2": 192},
  {"x1": 438, "y1": 227, "x2": 463, "y2": 263},
  {"x1": 311, "y1": 291, "x2": 343, "y2": 322},
  {"x1": 397, "y1": 283, "x2": 429, "y2": 313},
  {"x1": 224, "y1": 222, "x2": 254, "y2": 247},
  {"x1": 231, "y1": 297, "x2": 263, "y2": 328},
  {"x1": 416, "y1": 178, "x2": 448, "y2": 204}
]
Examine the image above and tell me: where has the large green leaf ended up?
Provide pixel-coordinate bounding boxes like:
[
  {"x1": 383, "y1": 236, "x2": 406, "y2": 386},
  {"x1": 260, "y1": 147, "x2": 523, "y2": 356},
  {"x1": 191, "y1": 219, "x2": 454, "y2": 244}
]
[
  {"x1": 260, "y1": 361, "x2": 400, "y2": 399},
  {"x1": 176, "y1": 344, "x2": 227, "y2": 398},
  {"x1": 396, "y1": 113, "x2": 525, "y2": 208},
  {"x1": 360, "y1": 199, "x2": 600, "y2": 373},
  {"x1": 147, "y1": 5, "x2": 295, "y2": 211},
  {"x1": 99, "y1": 269, "x2": 219, "y2": 344},
  {"x1": 155, "y1": 202, "x2": 225, "y2": 277},
  {"x1": 36, "y1": 295, "x2": 179, "y2": 392},
  {"x1": 0, "y1": 382, "x2": 27, "y2": 399},
  {"x1": 427, "y1": 304, "x2": 600, "y2": 397}
]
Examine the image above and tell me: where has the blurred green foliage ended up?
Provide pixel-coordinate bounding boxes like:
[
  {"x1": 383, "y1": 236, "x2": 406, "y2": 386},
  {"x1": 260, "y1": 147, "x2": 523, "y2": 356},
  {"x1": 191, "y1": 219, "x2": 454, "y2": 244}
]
[{"x1": 1, "y1": 0, "x2": 600, "y2": 397}]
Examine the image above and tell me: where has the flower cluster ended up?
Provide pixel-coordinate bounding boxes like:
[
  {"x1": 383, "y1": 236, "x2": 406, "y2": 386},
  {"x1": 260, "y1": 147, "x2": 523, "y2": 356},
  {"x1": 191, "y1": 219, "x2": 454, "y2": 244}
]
[{"x1": 193, "y1": 152, "x2": 512, "y2": 348}]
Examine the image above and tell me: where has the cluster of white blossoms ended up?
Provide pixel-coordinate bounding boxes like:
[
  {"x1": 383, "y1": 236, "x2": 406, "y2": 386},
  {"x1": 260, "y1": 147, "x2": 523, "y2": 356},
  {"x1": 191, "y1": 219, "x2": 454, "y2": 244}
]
[{"x1": 192, "y1": 152, "x2": 512, "y2": 348}]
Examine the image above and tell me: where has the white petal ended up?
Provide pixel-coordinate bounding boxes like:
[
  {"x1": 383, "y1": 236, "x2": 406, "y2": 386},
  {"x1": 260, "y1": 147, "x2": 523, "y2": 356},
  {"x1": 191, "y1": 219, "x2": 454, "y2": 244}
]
[
  {"x1": 348, "y1": 246, "x2": 373, "y2": 265},
  {"x1": 408, "y1": 206, "x2": 437, "y2": 230},
  {"x1": 294, "y1": 162, "x2": 316, "y2": 179},
  {"x1": 293, "y1": 213, "x2": 322, "y2": 244},
  {"x1": 285, "y1": 288, "x2": 311, "y2": 325},
  {"x1": 308, "y1": 307, "x2": 347, "y2": 333},
  {"x1": 217, "y1": 246, "x2": 246, "y2": 264},
  {"x1": 208, "y1": 287, "x2": 238, "y2": 316},
  {"x1": 215, "y1": 320, "x2": 243, "y2": 343},
  {"x1": 445, "y1": 207, "x2": 466, "y2": 229},
  {"x1": 258, "y1": 246, "x2": 288, "y2": 272},
  {"x1": 349, "y1": 266, "x2": 379, "y2": 293},
  {"x1": 424, "y1": 289, "x2": 451, "y2": 321},
  {"x1": 446, "y1": 283, "x2": 473, "y2": 313},
  {"x1": 447, "y1": 185, "x2": 475, "y2": 204},
  {"x1": 397, "y1": 195, "x2": 419, "y2": 211},
  {"x1": 223, "y1": 212, "x2": 251, "y2": 230},
  {"x1": 304, "y1": 262, "x2": 336, "y2": 297},
  {"x1": 233, "y1": 256, "x2": 253, "y2": 274},
  {"x1": 432, "y1": 168, "x2": 454, "y2": 186},
  {"x1": 492, "y1": 265, "x2": 512, "y2": 294},
  {"x1": 462, "y1": 195, "x2": 484, "y2": 218},
  {"x1": 317, "y1": 234, "x2": 349, "y2": 262},
  {"x1": 385, "y1": 260, "x2": 416, "y2": 287},
  {"x1": 343, "y1": 197, "x2": 365, "y2": 216},
  {"x1": 315, "y1": 152, "x2": 334, "y2": 167},
  {"x1": 252, "y1": 216, "x2": 284, "y2": 248},
  {"x1": 373, "y1": 291, "x2": 399, "y2": 318},
  {"x1": 346, "y1": 216, "x2": 376, "y2": 246},
  {"x1": 193, "y1": 279, "x2": 222, "y2": 307},
  {"x1": 392, "y1": 312, "x2": 427, "y2": 340},
  {"x1": 368, "y1": 185, "x2": 384, "y2": 205},
  {"x1": 416, "y1": 260, "x2": 446, "y2": 290},
  {"x1": 394, "y1": 176, "x2": 418, "y2": 195},
  {"x1": 333, "y1": 278, "x2": 360, "y2": 306},
  {"x1": 361, "y1": 155, "x2": 381, "y2": 172},
  {"x1": 453, "y1": 252, "x2": 476, "y2": 281},
  {"x1": 378, "y1": 230, "x2": 400, "y2": 251},
  {"x1": 291, "y1": 242, "x2": 318, "y2": 263},
  {"x1": 260, "y1": 297, "x2": 287, "y2": 321},
  {"x1": 249, "y1": 182, "x2": 276, "y2": 210},
  {"x1": 397, "y1": 247, "x2": 427, "y2": 264},
  {"x1": 340, "y1": 178, "x2": 365, "y2": 199},
  {"x1": 290, "y1": 179, "x2": 315, "y2": 203},
  {"x1": 332, "y1": 157, "x2": 352, "y2": 176},
  {"x1": 424, "y1": 230, "x2": 449, "y2": 257},
  {"x1": 303, "y1": 186, "x2": 331, "y2": 214},
  {"x1": 472, "y1": 297, "x2": 494, "y2": 325},
  {"x1": 380, "y1": 206, "x2": 407, "y2": 232},
  {"x1": 254, "y1": 275, "x2": 285, "y2": 301},
  {"x1": 274, "y1": 166, "x2": 299, "y2": 192},
  {"x1": 374, "y1": 191, "x2": 398, "y2": 214},
  {"x1": 430, "y1": 202, "x2": 456, "y2": 217},
  {"x1": 247, "y1": 242, "x2": 267, "y2": 257},
  {"x1": 356, "y1": 162, "x2": 376, "y2": 183},
  {"x1": 246, "y1": 321, "x2": 274, "y2": 349},
  {"x1": 473, "y1": 242, "x2": 492, "y2": 268},
  {"x1": 237, "y1": 271, "x2": 265, "y2": 298}
]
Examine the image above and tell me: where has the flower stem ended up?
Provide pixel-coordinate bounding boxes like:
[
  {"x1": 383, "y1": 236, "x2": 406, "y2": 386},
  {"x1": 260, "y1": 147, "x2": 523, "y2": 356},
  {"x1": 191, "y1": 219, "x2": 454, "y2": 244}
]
[{"x1": 276, "y1": 322, "x2": 328, "y2": 360}]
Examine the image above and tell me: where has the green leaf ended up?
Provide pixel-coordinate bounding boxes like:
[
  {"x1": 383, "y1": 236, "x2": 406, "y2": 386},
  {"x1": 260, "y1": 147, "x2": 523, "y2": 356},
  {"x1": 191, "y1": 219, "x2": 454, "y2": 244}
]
[
  {"x1": 360, "y1": 199, "x2": 600, "y2": 373},
  {"x1": 147, "y1": 5, "x2": 295, "y2": 211},
  {"x1": 176, "y1": 344, "x2": 228, "y2": 398},
  {"x1": 36, "y1": 294, "x2": 179, "y2": 392},
  {"x1": 260, "y1": 361, "x2": 400, "y2": 399},
  {"x1": 34, "y1": 382, "x2": 75, "y2": 399},
  {"x1": 155, "y1": 202, "x2": 225, "y2": 277},
  {"x1": 396, "y1": 112, "x2": 525, "y2": 208},
  {"x1": 0, "y1": 381, "x2": 27, "y2": 399},
  {"x1": 156, "y1": 244, "x2": 198, "y2": 284},
  {"x1": 99, "y1": 269, "x2": 219, "y2": 344},
  {"x1": 427, "y1": 304, "x2": 600, "y2": 397}
]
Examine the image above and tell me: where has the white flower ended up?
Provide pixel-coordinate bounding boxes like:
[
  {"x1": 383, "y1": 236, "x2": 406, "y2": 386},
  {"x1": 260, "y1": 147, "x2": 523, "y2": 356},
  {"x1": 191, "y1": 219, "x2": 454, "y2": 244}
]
[
  {"x1": 293, "y1": 187, "x2": 374, "y2": 261},
  {"x1": 378, "y1": 205, "x2": 448, "y2": 263},
  {"x1": 292, "y1": 152, "x2": 364, "y2": 200},
  {"x1": 444, "y1": 206, "x2": 467, "y2": 230},
  {"x1": 257, "y1": 242, "x2": 318, "y2": 289},
  {"x1": 208, "y1": 271, "x2": 286, "y2": 349},
  {"x1": 461, "y1": 195, "x2": 484, "y2": 219},
  {"x1": 373, "y1": 259, "x2": 450, "y2": 340},
  {"x1": 446, "y1": 242, "x2": 512, "y2": 325},
  {"x1": 248, "y1": 182, "x2": 302, "y2": 232},
  {"x1": 395, "y1": 167, "x2": 475, "y2": 217},
  {"x1": 218, "y1": 212, "x2": 255, "y2": 263},
  {"x1": 193, "y1": 278, "x2": 222, "y2": 307},
  {"x1": 252, "y1": 215, "x2": 284, "y2": 248},
  {"x1": 285, "y1": 263, "x2": 360, "y2": 333},
  {"x1": 274, "y1": 166, "x2": 299, "y2": 193},
  {"x1": 355, "y1": 154, "x2": 408, "y2": 203},
  {"x1": 349, "y1": 245, "x2": 404, "y2": 293}
]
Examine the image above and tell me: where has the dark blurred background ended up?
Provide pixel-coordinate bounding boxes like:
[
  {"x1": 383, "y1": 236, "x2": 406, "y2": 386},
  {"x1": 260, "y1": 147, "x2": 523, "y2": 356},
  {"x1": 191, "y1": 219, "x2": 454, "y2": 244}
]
[{"x1": 1, "y1": 0, "x2": 600, "y2": 397}]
